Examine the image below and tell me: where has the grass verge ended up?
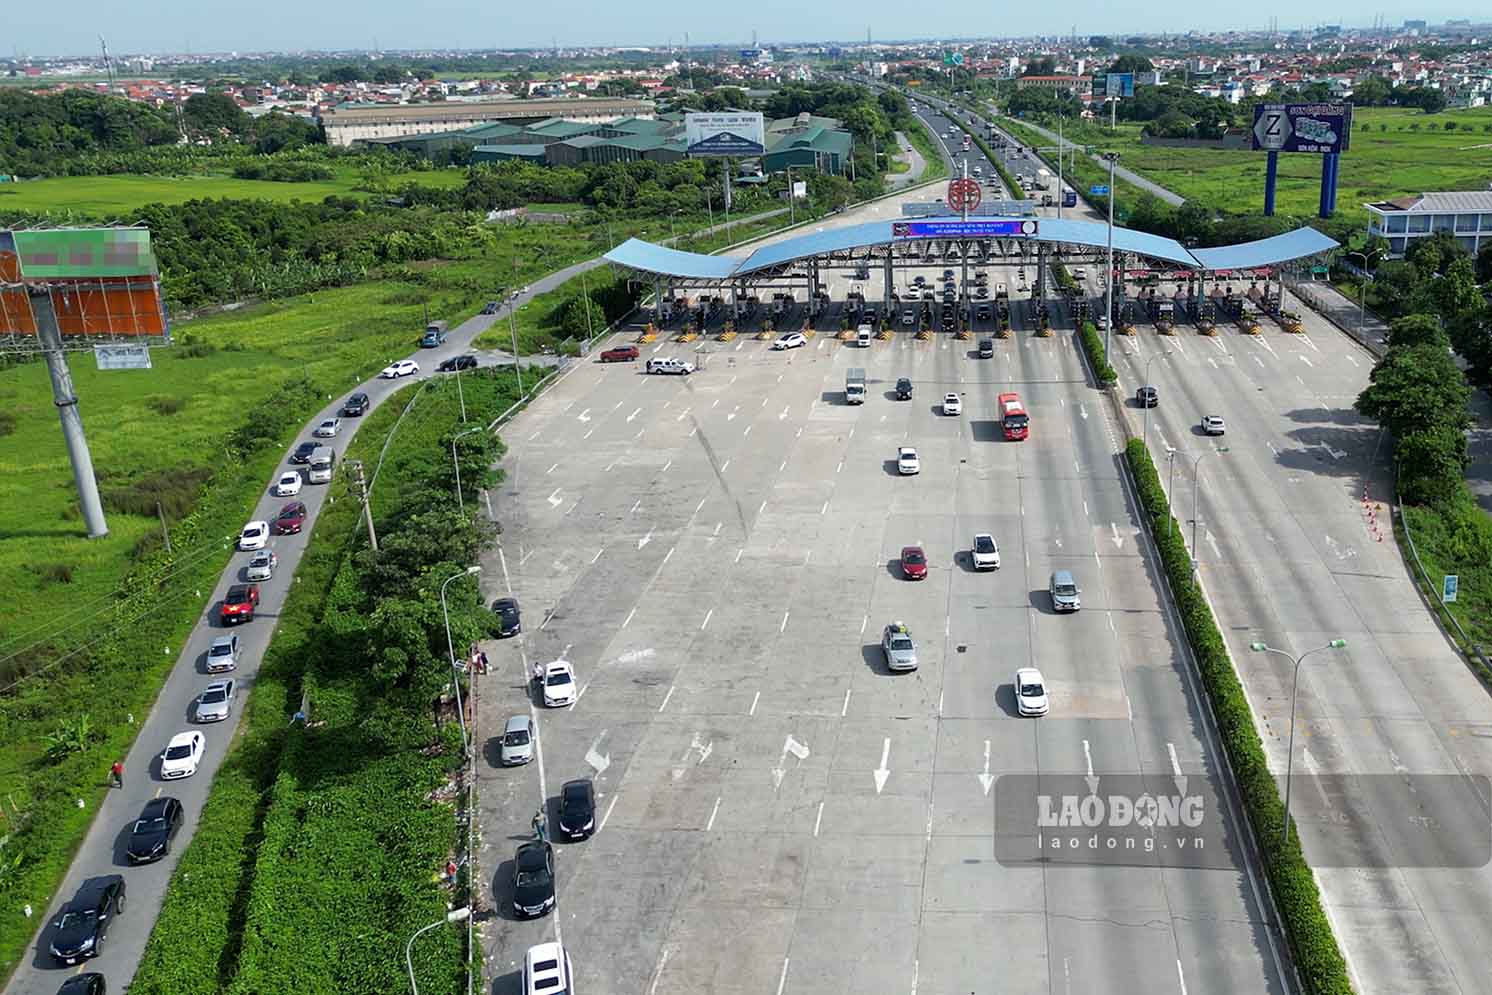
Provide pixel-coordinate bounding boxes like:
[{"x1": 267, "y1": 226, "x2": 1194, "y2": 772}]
[
  {"x1": 131, "y1": 368, "x2": 517, "y2": 993},
  {"x1": 903, "y1": 116, "x2": 949, "y2": 183},
  {"x1": 1397, "y1": 489, "x2": 1492, "y2": 667},
  {"x1": 1124, "y1": 437, "x2": 1351, "y2": 994}
]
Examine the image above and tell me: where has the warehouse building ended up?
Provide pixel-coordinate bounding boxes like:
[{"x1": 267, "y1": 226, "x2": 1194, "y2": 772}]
[{"x1": 320, "y1": 96, "x2": 654, "y2": 146}]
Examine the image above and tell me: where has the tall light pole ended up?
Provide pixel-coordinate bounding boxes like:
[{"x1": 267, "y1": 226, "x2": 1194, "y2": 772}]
[
  {"x1": 507, "y1": 298, "x2": 524, "y2": 396},
  {"x1": 1142, "y1": 351, "x2": 1173, "y2": 454},
  {"x1": 1347, "y1": 249, "x2": 1382, "y2": 334},
  {"x1": 440, "y1": 565, "x2": 481, "y2": 757},
  {"x1": 1056, "y1": 114, "x2": 1064, "y2": 220},
  {"x1": 1249, "y1": 640, "x2": 1348, "y2": 846},
  {"x1": 1103, "y1": 152, "x2": 1119, "y2": 360},
  {"x1": 406, "y1": 906, "x2": 472, "y2": 995},
  {"x1": 451, "y1": 425, "x2": 483, "y2": 518}
]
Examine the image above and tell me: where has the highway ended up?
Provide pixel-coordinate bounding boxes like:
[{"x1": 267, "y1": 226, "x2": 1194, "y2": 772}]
[{"x1": 473, "y1": 144, "x2": 1290, "y2": 992}]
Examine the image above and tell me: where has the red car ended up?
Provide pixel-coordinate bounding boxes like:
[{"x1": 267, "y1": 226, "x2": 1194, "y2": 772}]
[
  {"x1": 221, "y1": 584, "x2": 260, "y2": 623},
  {"x1": 599, "y1": 345, "x2": 640, "y2": 363},
  {"x1": 273, "y1": 500, "x2": 307, "y2": 535},
  {"x1": 900, "y1": 546, "x2": 928, "y2": 581}
]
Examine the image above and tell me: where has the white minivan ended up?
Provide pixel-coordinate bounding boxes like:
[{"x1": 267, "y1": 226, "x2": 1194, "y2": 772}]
[{"x1": 856, "y1": 324, "x2": 873, "y2": 346}]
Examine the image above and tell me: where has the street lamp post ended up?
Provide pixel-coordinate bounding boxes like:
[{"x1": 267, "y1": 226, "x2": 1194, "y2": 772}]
[
  {"x1": 1249, "y1": 640, "x2": 1348, "y2": 846},
  {"x1": 1166, "y1": 447, "x2": 1229, "y2": 550},
  {"x1": 1347, "y1": 249, "x2": 1381, "y2": 335},
  {"x1": 1102, "y1": 152, "x2": 1119, "y2": 359},
  {"x1": 439, "y1": 566, "x2": 481, "y2": 758},
  {"x1": 1142, "y1": 351, "x2": 1173, "y2": 454},
  {"x1": 507, "y1": 300, "x2": 524, "y2": 396},
  {"x1": 406, "y1": 906, "x2": 472, "y2": 995},
  {"x1": 451, "y1": 425, "x2": 483, "y2": 518}
]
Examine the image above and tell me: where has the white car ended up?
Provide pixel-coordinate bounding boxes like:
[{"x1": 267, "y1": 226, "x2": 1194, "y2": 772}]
[
  {"x1": 245, "y1": 549, "x2": 277, "y2": 582},
  {"x1": 942, "y1": 393, "x2": 963, "y2": 416},
  {"x1": 380, "y1": 359, "x2": 419, "y2": 379},
  {"x1": 772, "y1": 332, "x2": 807, "y2": 350},
  {"x1": 159, "y1": 731, "x2": 205, "y2": 779},
  {"x1": 272, "y1": 471, "x2": 302, "y2": 497},
  {"x1": 196, "y1": 680, "x2": 236, "y2": 723},
  {"x1": 1014, "y1": 667, "x2": 1049, "y2": 717},
  {"x1": 972, "y1": 533, "x2": 1001, "y2": 570},
  {"x1": 238, "y1": 520, "x2": 269, "y2": 551},
  {"x1": 313, "y1": 417, "x2": 341, "y2": 438},
  {"x1": 523, "y1": 942, "x2": 574, "y2": 995},
  {"x1": 542, "y1": 662, "x2": 577, "y2": 707},
  {"x1": 1201, "y1": 415, "x2": 1226, "y2": 436},
  {"x1": 897, "y1": 446, "x2": 920, "y2": 475}
]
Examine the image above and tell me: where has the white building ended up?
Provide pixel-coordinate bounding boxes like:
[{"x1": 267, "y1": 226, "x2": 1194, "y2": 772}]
[{"x1": 1365, "y1": 190, "x2": 1492, "y2": 257}]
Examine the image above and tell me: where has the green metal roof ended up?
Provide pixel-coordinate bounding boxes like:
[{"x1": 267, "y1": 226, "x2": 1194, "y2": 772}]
[{"x1": 471, "y1": 144, "x2": 548, "y2": 159}]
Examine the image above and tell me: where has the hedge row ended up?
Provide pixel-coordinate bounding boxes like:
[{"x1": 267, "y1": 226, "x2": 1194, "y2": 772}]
[
  {"x1": 1125, "y1": 438, "x2": 1351, "y2": 994},
  {"x1": 936, "y1": 102, "x2": 1026, "y2": 199},
  {"x1": 1080, "y1": 320, "x2": 1118, "y2": 385}
]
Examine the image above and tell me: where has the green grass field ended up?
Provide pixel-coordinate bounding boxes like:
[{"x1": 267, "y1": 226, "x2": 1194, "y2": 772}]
[
  {"x1": 0, "y1": 166, "x2": 467, "y2": 215},
  {"x1": 1008, "y1": 106, "x2": 1492, "y2": 218}
]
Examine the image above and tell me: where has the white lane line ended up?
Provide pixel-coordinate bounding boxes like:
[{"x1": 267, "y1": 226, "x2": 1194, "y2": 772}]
[
  {"x1": 1299, "y1": 354, "x2": 1314, "y2": 368},
  {"x1": 777, "y1": 959, "x2": 791, "y2": 995},
  {"x1": 813, "y1": 801, "x2": 825, "y2": 837},
  {"x1": 781, "y1": 611, "x2": 790, "y2": 633},
  {"x1": 860, "y1": 614, "x2": 868, "y2": 635},
  {"x1": 647, "y1": 948, "x2": 671, "y2": 995},
  {"x1": 837, "y1": 460, "x2": 843, "y2": 473},
  {"x1": 497, "y1": 545, "x2": 513, "y2": 593},
  {"x1": 599, "y1": 795, "x2": 618, "y2": 833},
  {"x1": 696, "y1": 496, "x2": 708, "y2": 513},
  {"x1": 761, "y1": 396, "x2": 769, "y2": 408},
  {"x1": 658, "y1": 685, "x2": 675, "y2": 712},
  {"x1": 1300, "y1": 333, "x2": 1322, "y2": 353},
  {"x1": 590, "y1": 548, "x2": 604, "y2": 564},
  {"x1": 546, "y1": 462, "x2": 558, "y2": 474},
  {"x1": 735, "y1": 547, "x2": 744, "y2": 563},
  {"x1": 759, "y1": 499, "x2": 768, "y2": 515},
  {"x1": 663, "y1": 546, "x2": 674, "y2": 565},
  {"x1": 606, "y1": 458, "x2": 618, "y2": 471},
  {"x1": 804, "y1": 549, "x2": 812, "y2": 565},
  {"x1": 662, "y1": 459, "x2": 671, "y2": 473},
  {"x1": 528, "y1": 430, "x2": 542, "y2": 441},
  {"x1": 676, "y1": 407, "x2": 690, "y2": 422},
  {"x1": 631, "y1": 499, "x2": 642, "y2": 513},
  {"x1": 706, "y1": 796, "x2": 721, "y2": 831},
  {"x1": 820, "y1": 500, "x2": 829, "y2": 515},
  {"x1": 779, "y1": 459, "x2": 788, "y2": 472},
  {"x1": 1344, "y1": 353, "x2": 1360, "y2": 367},
  {"x1": 700, "y1": 607, "x2": 713, "y2": 630},
  {"x1": 750, "y1": 691, "x2": 760, "y2": 716},
  {"x1": 623, "y1": 607, "x2": 636, "y2": 628},
  {"x1": 713, "y1": 521, "x2": 723, "y2": 536},
  {"x1": 1176, "y1": 960, "x2": 1189, "y2": 995},
  {"x1": 721, "y1": 459, "x2": 731, "y2": 471}
]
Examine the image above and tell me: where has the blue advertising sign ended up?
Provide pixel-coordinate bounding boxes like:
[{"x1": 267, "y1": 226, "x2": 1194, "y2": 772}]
[
  {"x1": 1251, "y1": 103, "x2": 1353, "y2": 154},
  {"x1": 892, "y1": 219, "x2": 1039, "y2": 239},
  {"x1": 1089, "y1": 184, "x2": 1110, "y2": 195}
]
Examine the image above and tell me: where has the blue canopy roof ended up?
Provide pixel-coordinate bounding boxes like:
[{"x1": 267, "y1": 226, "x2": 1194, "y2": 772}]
[{"x1": 603, "y1": 218, "x2": 1338, "y2": 281}]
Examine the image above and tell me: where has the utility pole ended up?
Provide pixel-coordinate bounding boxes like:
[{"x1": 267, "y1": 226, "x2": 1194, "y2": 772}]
[{"x1": 347, "y1": 459, "x2": 378, "y2": 551}]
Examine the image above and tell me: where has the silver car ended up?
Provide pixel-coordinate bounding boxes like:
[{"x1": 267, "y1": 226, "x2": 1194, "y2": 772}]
[
  {"x1": 882, "y1": 622, "x2": 918, "y2": 672},
  {"x1": 1049, "y1": 570, "x2": 1082, "y2": 613},
  {"x1": 206, "y1": 634, "x2": 240, "y2": 673},
  {"x1": 501, "y1": 715, "x2": 535, "y2": 765},
  {"x1": 245, "y1": 549, "x2": 277, "y2": 582},
  {"x1": 196, "y1": 679, "x2": 236, "y2": 722}
]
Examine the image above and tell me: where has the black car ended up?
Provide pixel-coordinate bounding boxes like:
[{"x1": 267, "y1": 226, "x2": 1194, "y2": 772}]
[
  {"x1": 438, "y1": 355, "x2": 479, "y2": 373},
  {"x1": 49, "y1": 876, "x2": 125, "y2": 965},
  {"x1": 1136, "y1": 386, "x2": 1159, "y2": 408},
  {"x1": 512, "y1": 841, "x2": 555, "y2": 918},
  {"x1": 978, "y1": 339, "x2": 995, "y2": 358},
  {"x1": 342, "y1": 392, "x2": 370, "y2": 417},
  {"x1": 492, "y1": 598, "x2": 522, "y2": 637},
  {"x1": 289, "y1": 441, "x2": 318, "y2": 465},
  {"x1": 895, "y1": 377, "x2": 914, "y2": 400},
  {"x1": 557, "y1": 779, "x2": 596, "y2": 840},
  {"x1": 480, "y1": 301, "x2": 500, "y2": 315},
  {"x1": 56, "y1": 975, "x2": 106, "y2": 995},
  {"x1": 126, "y1": 797, "x2": 183, "y2": 864}
]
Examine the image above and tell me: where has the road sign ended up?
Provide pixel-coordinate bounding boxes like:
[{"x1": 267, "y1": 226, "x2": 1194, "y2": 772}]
[
  {"x1": 1090, "y1": 184, "x2": 1110, "y2": 196},
  {"x1": 892, "y1": 219, "x2": 1038, "y2": 239},
  {"x1": 1444, "y1": 575, "x2": 1459, "y2": 603},
  {"x1": 93, "y1": 343, "x2": 152, "y2": 370},
  {"x1": 1251, "y1": 103, "x2": 1352, "y2": 154},
  {"x1": 947, "y1": 177, "x2": 982, "y2": 213}
]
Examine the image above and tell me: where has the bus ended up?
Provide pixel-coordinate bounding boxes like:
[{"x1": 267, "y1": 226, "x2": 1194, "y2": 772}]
[{"x1": 997, "y1": 393, "x2": 1029, "y2": 441}]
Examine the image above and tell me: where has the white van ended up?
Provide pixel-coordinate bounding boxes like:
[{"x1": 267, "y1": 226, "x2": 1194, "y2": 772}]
[
  {"x1": 856, "y1": 324, "x2": 873, "y2": 347},
  {"x1": 646, "y1": 357, "x2": 695, "y2": 375},
  {"x1": 307, "y1": 446, "x2": 336, "y2": 484}
]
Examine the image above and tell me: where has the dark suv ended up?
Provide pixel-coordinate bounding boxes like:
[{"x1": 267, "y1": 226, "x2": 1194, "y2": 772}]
[
  {"x1": 1136, "y1": 386, "x2": 1159, "y2": 408},
  {"x1": 49, "y1": 876, "x2": 125, "y2": 965},
  {"x1": 895, "y1": 377, "x2": 914, "y2": 400},
  {"x1": 342, "y1": 392, "x2": 370, "y2": 417}
]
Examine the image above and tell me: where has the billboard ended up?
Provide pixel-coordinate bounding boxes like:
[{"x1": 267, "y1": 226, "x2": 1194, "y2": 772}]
[
  {"x1": 1251, "y1": 103, "x2": 1352, "y2": 154},
  {"x1": 1092, "y1": 73, "x2": 1134, "y2": 97},
  {"x1": 685, "y1": 112, "x2": 766, "y2": 157},
  {"x1": 892, "y1": 219, "x2": 1039, "y2": 238},
  {"x1": 0, "y1": 229, "x2": 169, "y2": 340}
]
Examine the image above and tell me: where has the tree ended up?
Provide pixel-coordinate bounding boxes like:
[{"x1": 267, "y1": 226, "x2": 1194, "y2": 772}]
[
  {"x1": 1386, "y1": 314, "x2": 1449, "y2": 350},
  {"x1": 1108, "y1": 55, "x2": 1154, "y2": 74},
  {"x1": 1350, "y1": 76, "x2": 1392, "y2": 107},
  {"x1": 182, "y1": 92, "x2": 250, "y2": 137},
  {"x1": 1475, "y1": 240, "x2": 1492, "y2": 284},
  {"x1": 1396, "y1": 425, "x2": 1469, "y2": 507},
  {"x1": 1356, "y1": 342, "x2": 1471, "y2": 439},
  {"x1": 1022, "y1": 57, "x2": 1057, "y2": 77},
  {"x1": 1146, "y1": 109, "x2": 1196, "y2": 138}
]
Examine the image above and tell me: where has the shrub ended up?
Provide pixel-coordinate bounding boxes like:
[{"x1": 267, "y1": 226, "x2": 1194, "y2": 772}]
[
  {"x1": 1080, "y1": 321, "x2": 1117, "y2": 385},
  {"x1": 173, "y1": 341, "x2": 218, "y2": 359},
  {"x1": 0, "y1": 410, "x2": 15, "y2": 436},
  {"x1": 146, "y1": 396, "x2": 188, "y2": 416},
  {"x1": 30, "y1": 562, "x2": 75, "y2": 585},
  {"x1": 98, "y1": 465, "x2": 213, "y2": 519},
  {"x1": 1125, "y1": 439, "x2": 1351, "y2": 994}
]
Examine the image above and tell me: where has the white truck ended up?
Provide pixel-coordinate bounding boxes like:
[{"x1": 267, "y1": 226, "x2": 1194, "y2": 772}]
[{"x1": 845, "y1": 368, "x2": 867, "y2": 404}]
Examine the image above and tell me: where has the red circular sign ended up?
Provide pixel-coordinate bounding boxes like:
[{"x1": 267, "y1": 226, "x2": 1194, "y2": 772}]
[{"x1": 947, "y1": 178, "x2": 982, "y2": 213}]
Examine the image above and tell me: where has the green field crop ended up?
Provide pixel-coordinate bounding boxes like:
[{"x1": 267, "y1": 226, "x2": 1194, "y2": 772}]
[{"x1": 0, "y1": 167, "x2": 467, "y2": 215}]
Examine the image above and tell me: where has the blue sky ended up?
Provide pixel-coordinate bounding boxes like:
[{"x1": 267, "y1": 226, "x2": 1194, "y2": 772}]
[{"x1": 13, "y1": 2, "x2": 1488, "y2": 58}]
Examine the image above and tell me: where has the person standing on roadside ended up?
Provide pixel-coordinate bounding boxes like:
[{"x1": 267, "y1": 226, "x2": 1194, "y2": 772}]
[{"x1": 109, "y1": 760, "x2": 124, "y2": 789}]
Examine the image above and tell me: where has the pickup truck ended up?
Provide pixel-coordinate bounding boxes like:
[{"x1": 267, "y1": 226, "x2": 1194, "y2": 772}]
[{"x1": 845, "y1": 368, "x2": 867, "y2": 405}]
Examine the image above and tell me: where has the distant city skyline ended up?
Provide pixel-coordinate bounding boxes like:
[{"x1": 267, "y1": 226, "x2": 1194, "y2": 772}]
[{"x1": 10, "y1": 3, "x2": 1490, "y2": 59}]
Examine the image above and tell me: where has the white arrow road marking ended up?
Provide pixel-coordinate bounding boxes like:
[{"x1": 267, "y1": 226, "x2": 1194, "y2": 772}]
[
  {"x1": 779, "y1": 405, "x2": 789, "y2": 420},
  {"x1": 1167, "y1": 742, "x2": 1186, "y2": 797},
  {"x1": 1110, "y1": 523, "x2": 1124, "y2": 549},
  {"x1": 874, "y1": 738, "x2": 892, "y2": 794},
  {"x1": 1083, "y1": 739, "x2": 1099, "y2": 795},
  {"x1": 1302, "y1": 746, "x2": 1334, "y2": 808},
  {"x1": 577, "y1": 408, "x2": 591, "y2": 422},
  {"x1": 585, "y1": 732, "x2": 611, "y2": 776},
  {"x1": 1299, "y1": 355, "x2": 1314, "y2": 368},
  {"x1": 727, "y1": 406, "x2": 739, "y2": 421},
  {"x1": 638, "y1": 528, "x2": 653, "y2": 549},
  {"x1": 1206, "y1": 530, "x2": 1222, "y2": 560},
  {"x1": 1078, "y1": 403, "x2": 1088, "y2": 420},
  {"x1": 675, "y1": 407, "x2": 690, "y2": 421},
  {"x1": 547, "y1": 489, "x2": 563, "y2": 507},
  {"x1": 771, "y1": 735, "x2": 811, "y2": 789},
  {"x1": 978, "y1": 739, "x2": 995, "y2": 796}
]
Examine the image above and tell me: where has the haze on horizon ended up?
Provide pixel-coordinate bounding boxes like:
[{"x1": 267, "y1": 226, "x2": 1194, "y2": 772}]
[{"x1": 11, "y1": 1, "x2": 1489, "y2": 59}]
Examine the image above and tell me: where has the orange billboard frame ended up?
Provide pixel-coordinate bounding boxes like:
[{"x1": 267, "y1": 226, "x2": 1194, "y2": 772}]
[{"x1": 0, "y1": 229, "x2": 170, "y2": 341}]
